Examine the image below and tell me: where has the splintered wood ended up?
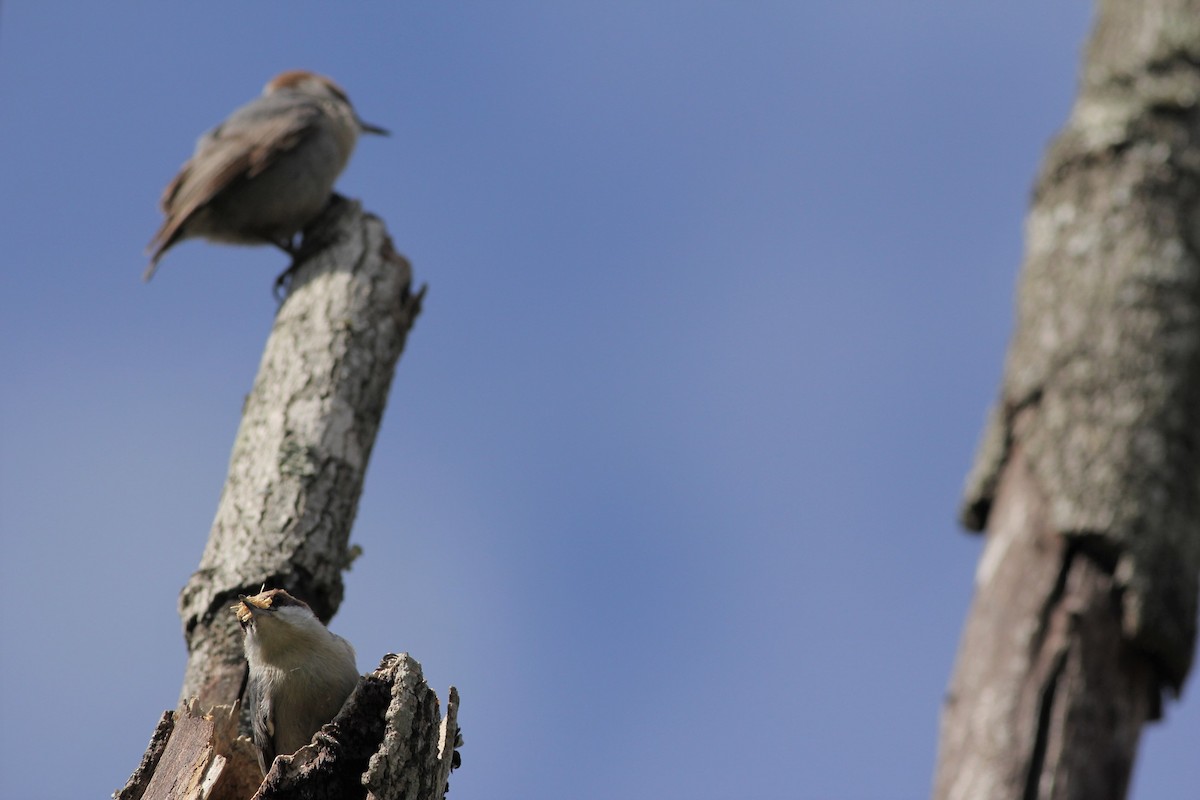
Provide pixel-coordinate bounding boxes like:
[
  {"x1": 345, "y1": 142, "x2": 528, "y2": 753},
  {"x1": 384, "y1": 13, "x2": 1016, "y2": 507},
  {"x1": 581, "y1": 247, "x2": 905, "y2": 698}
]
[{"x1": 115, "y1": 654, "x2": 461, "y2": 800}]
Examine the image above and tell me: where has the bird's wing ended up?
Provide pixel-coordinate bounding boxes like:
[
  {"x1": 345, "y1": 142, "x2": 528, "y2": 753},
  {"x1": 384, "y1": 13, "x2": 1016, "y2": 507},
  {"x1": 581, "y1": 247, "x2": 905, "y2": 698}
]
[
  {"x1": 246, "y1": 667, "x2": 276, "y2": 775},
  {"x1": 144, "y1": 98, "x2": 322, "y2": 277}
]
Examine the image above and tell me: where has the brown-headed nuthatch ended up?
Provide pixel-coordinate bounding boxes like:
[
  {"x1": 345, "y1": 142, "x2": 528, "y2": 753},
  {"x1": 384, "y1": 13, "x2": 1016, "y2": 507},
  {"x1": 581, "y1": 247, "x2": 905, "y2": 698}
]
[
  {"x1": 233, "y1": 589, "x2": 360, "y2": 774},
  {"x1": 145, "y1": 70, "x2": 388, "y2": 281}
]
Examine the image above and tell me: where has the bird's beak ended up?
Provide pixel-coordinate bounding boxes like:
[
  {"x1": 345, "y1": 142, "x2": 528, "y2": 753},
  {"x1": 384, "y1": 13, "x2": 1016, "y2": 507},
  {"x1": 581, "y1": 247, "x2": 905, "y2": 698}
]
[{"x1": 357, "y1": 118, "x2": 390, "y2": 136}]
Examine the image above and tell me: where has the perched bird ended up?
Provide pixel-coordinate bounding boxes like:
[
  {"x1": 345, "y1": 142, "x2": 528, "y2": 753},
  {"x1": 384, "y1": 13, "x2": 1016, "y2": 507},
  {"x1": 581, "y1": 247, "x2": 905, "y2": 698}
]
[
  {"x1": 145, "y1": 70, "x2": 388, "y2": 281},
  {"x1": 233, "y1": 589, "x2": 360, "y2": 774}
]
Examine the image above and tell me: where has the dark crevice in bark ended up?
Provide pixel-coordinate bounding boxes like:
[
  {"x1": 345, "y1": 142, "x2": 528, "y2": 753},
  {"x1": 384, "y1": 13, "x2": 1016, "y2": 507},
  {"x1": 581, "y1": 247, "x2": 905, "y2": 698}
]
[
  {"x1": 1024, "y1": 647, "x2": 1068, "y2": 800},
  {"x1": 1032, "y1": 542, "x2": 1077, "y2": 659}
]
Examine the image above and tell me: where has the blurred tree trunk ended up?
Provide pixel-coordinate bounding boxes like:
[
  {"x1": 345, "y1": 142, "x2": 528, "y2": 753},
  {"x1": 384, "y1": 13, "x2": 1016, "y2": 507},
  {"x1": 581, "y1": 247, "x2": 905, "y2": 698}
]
[{"x1": 935, "y1": 2, "x2": 1200, "y2": 798}]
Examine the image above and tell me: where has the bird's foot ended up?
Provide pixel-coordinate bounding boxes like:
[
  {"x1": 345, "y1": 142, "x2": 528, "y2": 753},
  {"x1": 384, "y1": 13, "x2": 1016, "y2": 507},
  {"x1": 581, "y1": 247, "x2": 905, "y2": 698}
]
[{"x1": 273, "y1": 261, "x2": 298, "y2": 301}]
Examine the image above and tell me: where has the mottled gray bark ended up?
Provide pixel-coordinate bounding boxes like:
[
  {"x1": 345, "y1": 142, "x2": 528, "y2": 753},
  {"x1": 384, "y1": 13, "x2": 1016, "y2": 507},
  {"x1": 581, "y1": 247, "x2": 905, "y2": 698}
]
[
  {"x1": 116, "y1": 655, "x2": 461, "y2": 800},
  {"x1": 256, "y1": 654, "x2": 461, "y2": 800},
  {"x1": 176, "y1": 197, "x2": 424, "y2": 709},
  {"x1": 937, "y1": 1, "x2": 1200, "y2": 797}
]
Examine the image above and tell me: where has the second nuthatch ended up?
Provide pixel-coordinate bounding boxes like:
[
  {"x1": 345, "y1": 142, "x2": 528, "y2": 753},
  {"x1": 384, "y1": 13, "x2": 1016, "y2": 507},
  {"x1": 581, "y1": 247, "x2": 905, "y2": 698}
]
[
  {"x1": 233, "y1": 589, "x2": 360, "y2": 774},
  {"x1": 145, "y1": 70, "x2": 388, "y2": 281}
]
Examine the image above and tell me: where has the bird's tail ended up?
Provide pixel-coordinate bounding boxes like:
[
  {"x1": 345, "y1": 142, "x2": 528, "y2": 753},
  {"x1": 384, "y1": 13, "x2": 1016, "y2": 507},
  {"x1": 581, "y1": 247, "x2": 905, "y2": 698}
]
[
  {"x1": 143, "y1": 220, "x2": 181, "y2": 282},
  {"x1": 142, "y1": 253, "x2": 163, "y2": 282}
]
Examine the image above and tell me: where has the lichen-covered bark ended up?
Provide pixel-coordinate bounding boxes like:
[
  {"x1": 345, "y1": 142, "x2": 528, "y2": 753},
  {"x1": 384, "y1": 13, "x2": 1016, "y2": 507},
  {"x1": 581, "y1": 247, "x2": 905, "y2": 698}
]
[
  {"x1": 959, "y1": 0, "x2": 1200, "y2": 689},
  {"x1": 941, "y1": 1, "x2": 1200, "y2": 796},
  {"x1": 176, "y1": 198, "x2": 424, "y2": 708}
]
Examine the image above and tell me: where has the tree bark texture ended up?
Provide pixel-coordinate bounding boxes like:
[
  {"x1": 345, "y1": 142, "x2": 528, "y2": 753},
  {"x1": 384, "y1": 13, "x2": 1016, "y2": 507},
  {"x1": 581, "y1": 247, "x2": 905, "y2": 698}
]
[
  {"x1": 937, "y1": 1, "x2": 1200, "y2": 798},
  {"x1": 176, "y1": 197, "x2": 425, "y2": 710},
  {"x1": 116, "y1": 655, "x2": 461, "y2": 800},
  {"x1": 256, "y1": 654, "x2": 461, "y2": 800}
]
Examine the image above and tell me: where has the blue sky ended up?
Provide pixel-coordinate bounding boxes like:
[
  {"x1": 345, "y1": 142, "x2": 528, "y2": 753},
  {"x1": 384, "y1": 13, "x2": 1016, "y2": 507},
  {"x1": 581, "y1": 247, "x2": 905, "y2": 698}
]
[{"x1": 1, "y1": 3, "x2": 1196, "y2": 798}]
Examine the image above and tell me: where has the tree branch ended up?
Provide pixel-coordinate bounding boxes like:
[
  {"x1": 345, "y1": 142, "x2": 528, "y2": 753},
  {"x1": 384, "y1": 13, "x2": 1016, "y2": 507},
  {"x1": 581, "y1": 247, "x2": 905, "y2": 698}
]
[
  {"x1": 177, "y1": 197, "x2": 424, "y2": 709},
  {"x1": 116, "y1": 199, "x2": 460, "y2": 799}
]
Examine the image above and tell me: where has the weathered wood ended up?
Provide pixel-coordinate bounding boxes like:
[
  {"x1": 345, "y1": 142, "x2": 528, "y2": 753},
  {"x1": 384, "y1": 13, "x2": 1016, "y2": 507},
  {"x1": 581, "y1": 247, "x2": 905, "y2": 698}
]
[
  {"x1": 252, "y1": 654, "x2": 461, "y2": 800},
  {"x1": 114, "y1": 711, "x2": 175, "y2": 800},
  {"x1": 114, "y1": 702, "x2": 261, "y2": 800},
  {"x1": 117, "y1": 656, "x2": 460, "y2": 800}
]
